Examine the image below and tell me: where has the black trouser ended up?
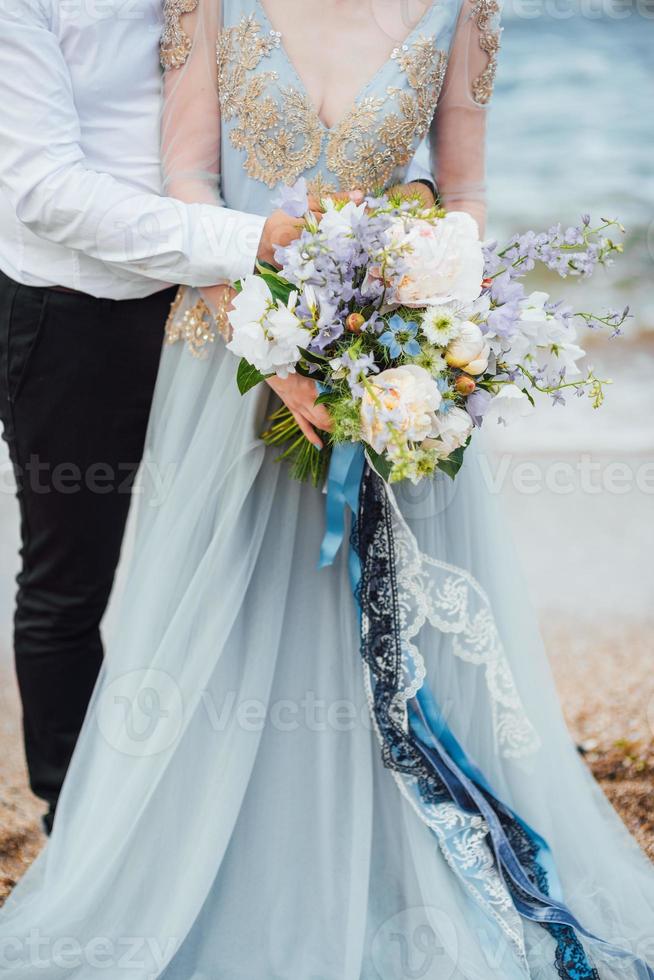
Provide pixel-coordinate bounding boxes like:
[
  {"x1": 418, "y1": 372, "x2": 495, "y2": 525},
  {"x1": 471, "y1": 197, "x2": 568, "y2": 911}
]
[{"x1": 0, "y1": 270, "x2": 175, "y2": 829}]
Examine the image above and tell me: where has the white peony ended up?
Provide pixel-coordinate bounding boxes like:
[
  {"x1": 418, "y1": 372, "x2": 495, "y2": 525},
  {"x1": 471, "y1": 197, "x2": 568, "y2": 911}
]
[
  {"x1": 360, "y1": 365, "x2": 442, "y2": 455},
  {"x1": 445, "y1": 320, "x2": 490, "y2": 375},
  {"x1": 227, "y1": 276, "x2": 312, "y2": 378},
  {"x1": 387, "y1": 212, "x2": 484, "y2": 308},
  {"x1": 485, "y1": 384, "x2": 535, "y2": 426},
  {"x1": 425, "y1": 406, "x2": 473, "y2": 457}
]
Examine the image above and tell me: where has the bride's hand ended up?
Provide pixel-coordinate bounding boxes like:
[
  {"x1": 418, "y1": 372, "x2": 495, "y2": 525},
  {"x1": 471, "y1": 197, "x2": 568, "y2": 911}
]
[
  {"x1": 388, "y1": 181, "x2": 436, "y2": 208},
  {"x1": 266, "y1": 374, "x2": 332, "y2": 449},
  {"x1": 258, "y1": 202, "x2": 325, "y2": 268}
]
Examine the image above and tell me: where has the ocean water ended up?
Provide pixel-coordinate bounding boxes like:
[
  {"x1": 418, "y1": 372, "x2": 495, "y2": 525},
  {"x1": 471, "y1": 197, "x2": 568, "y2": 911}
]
[{"x1": 487, "y1": 4, "x2": 654, "y2": 329}]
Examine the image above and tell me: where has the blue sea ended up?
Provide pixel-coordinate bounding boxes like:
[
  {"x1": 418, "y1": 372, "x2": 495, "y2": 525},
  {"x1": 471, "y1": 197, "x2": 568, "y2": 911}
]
[{"x1": 487, "y1": 3, "x2": 654, "y2": 328}]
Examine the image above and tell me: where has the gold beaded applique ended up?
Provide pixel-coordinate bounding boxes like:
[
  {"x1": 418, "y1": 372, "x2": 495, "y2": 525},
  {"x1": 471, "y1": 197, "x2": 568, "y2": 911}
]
[
  {"x1": 160, "y1": 0, "x2": 199, "y2": 70},
  {"x1": 470, "y1": 0, "x2": 502, "y2": 105},
  {"x1": 327, "y1": 38, "x2": 448, "y2": 190},
  {"x1": 217, "y1": 15, "x2": 323, "y2": 187},
  {"x1": 165, "y1": 287, "x2": 232, "y2": 359},
  {"x1": 217, "y1": 14, "x2": 448, "y2": 192}
]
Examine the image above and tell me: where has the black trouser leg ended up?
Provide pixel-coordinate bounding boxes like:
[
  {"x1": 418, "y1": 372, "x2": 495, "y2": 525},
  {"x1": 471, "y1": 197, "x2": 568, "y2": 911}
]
[{"x1": 0, "y1": 272, "x2": 175, "y2": 827}]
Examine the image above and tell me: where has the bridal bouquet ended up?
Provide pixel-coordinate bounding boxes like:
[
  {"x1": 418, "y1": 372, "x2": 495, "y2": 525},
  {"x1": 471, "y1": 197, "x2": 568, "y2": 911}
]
[{"x1": 226, "y1": 180, "x2": 627, "y2": 485}]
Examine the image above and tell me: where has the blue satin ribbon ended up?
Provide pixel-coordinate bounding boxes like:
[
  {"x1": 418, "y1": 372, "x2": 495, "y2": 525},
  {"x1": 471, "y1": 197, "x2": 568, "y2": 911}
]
[
  {"x1": 408, "y1": 689, "x2": 654, "y2": 977},
  {"x1": 318, "y1": 443, "x2": 365, "y2": 589}
]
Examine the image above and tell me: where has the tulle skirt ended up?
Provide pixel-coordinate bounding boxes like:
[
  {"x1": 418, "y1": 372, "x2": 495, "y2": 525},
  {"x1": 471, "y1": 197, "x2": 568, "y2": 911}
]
[{"x1": 1, "y1": 328, "x2": 653, "y2": 979}]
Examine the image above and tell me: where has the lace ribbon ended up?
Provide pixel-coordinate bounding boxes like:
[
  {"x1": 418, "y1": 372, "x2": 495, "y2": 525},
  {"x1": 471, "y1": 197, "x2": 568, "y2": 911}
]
[{"x1": 319, "y1": 445, "x2": 654, "y2": 979}]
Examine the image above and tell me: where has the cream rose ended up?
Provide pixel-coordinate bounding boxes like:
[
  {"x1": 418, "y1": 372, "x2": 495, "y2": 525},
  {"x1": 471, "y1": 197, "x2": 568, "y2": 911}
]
[{"x1": 360, "y1": 365, "x2": 442, "y2": 455}]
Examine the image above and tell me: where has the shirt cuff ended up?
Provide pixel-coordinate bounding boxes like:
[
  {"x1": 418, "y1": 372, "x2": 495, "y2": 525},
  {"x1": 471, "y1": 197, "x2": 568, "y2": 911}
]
[{"x1": 199, "y1": 205, "x2": 266, "y2": 285}]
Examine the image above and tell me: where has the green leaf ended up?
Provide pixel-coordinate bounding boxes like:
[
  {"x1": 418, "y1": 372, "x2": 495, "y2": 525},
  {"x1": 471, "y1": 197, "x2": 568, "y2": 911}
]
[
  {"x1": 237, "y1": 359, "x2": 266, "y2": 395},
  {"x1": 366, "y1": 446, "x2": 393, "y2": 483},
  {"x1": 261, "y1": 275, "x2": 294, "y2": 305},
  {"x1": 437, "y1": 441, "x2": 469, "y2": 480},
  {"x1": 253, "y1": 263, "x2": 294, "y2": 304},
  {"x1": 255, "y1": 260, "x2": 280, "y2": 276},
  {"x1": 298, "y1": 347, "x2": 329, "y2": 365}
]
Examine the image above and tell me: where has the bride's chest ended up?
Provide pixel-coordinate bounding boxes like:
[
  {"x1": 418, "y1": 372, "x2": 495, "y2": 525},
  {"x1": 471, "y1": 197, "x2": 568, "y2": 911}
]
[{"x1": 219, "y1": 0, "x2": 460, "y2": 192}]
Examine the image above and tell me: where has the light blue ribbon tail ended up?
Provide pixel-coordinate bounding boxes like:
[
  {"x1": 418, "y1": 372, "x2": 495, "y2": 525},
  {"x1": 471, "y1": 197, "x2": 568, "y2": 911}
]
[{"x1": 318, "y1": 443, "x2": 365, "y2": 577}]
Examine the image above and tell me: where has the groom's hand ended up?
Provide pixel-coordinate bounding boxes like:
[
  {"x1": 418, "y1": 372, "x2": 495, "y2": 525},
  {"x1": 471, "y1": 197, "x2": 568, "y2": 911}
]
[{"x1": 258, "y1": 204, "x2": 324, "y2": 268}]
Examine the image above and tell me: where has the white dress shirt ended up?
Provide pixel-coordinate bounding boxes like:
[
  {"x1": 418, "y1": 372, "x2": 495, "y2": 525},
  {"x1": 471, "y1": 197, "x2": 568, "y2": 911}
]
[
  {"x1": 0, "y1": 0, "x2": 433, "y2": 301},
  {"x1": 0, "y1": 0, "x2": 266, "y2": 300}
]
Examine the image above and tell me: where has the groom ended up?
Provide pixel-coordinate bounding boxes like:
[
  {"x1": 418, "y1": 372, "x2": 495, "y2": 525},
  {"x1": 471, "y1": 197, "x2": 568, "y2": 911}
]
[{"x1": 0, "y1": 0, "x2": 435, "y2": 834}]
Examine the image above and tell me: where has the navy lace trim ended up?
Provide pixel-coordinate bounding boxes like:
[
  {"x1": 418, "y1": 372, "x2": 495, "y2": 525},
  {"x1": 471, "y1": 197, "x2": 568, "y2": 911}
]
[{"x1": 353, "y1": 465, "x2": 600, "y2": 980}]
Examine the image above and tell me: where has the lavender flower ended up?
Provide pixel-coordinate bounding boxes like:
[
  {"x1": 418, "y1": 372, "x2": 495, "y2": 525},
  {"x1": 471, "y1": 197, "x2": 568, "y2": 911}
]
[
  {"x1": 465, "y1": 388, "x2": 492, "y2": 427},
  {"x1": 273, "y1": 178, "x2": 309, "y2": 219}
]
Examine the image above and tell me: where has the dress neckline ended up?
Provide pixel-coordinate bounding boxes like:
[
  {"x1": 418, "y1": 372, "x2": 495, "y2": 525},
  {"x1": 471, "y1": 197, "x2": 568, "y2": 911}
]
[{"x1": 254, "y1": 0, "x2": 438, "y2": 133}]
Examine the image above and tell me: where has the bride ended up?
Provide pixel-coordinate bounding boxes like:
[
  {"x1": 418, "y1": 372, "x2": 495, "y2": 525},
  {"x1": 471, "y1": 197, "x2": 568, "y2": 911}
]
[{"x1": 1, "y1": 0, "x2": 654, "y2": 977}]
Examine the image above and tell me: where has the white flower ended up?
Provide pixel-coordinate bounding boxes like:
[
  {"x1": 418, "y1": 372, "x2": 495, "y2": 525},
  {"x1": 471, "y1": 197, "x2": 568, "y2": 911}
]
[
  {"x1": 360, "y1": 365, "x2": 442, "y2": 455},
  {"x1": 227, "y1": 274, "x2": 271, "y2": 330},
  {"x1": 485, "y1": 384, "x2": 535, "y2": 426},
  {"x1": 425, "y1": 406, "x2": 473, "y2": 457},
  {"x1": 227, "y1": 276, "x2": 312, "y2": 378},
  {"x1": 387, "y1": 212, "x2": 484, "y2": 307},
  {"x1": 535, "y1": 342, "x2": 585, "y2": 381},
  {"x1": 502, "y1": 292, "x2": 585, "y2": 380},
  {"x1": 319, "y1": 200, "x2": 367, "y2": 240},
  {"x1": 445, "y1": 320, "x2": 490, "y2": 375},
  {"x1": 421, "y1": 305, "x2": 462, "y2": 346}
]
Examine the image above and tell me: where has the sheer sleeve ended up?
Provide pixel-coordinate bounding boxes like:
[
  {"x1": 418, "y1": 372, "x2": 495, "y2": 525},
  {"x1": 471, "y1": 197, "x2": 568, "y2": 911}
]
[
  {"x1": 430, "y1": 0, "x2": 503, "y2": 236},
  {"x1": 161, "y1": 0, "x2": 222, "y2": 207},
  {"x1": 160, "y1": 0, "x2": 265, "y2": 293},
  {"x1": 160, "y1": 0, "x2": 264, "y2": 337}
]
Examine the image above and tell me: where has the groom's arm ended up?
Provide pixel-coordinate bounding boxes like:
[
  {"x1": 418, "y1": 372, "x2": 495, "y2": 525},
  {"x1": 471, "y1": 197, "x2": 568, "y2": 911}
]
[{"x1": 0, "y1": 0, "x2": 265, "y2": 289}]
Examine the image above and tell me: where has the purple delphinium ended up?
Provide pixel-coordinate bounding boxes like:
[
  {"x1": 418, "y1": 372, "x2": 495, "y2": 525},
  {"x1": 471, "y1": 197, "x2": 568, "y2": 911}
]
[
  {"x1": 465, "y1": 388, "x2": 492, "y2": 427},
  {"x1": 486, "y1": 272, "x2": 525, "y2": 339},
  {"x1": 273, "y1": 178, "x2": 309, "y2": 219}
]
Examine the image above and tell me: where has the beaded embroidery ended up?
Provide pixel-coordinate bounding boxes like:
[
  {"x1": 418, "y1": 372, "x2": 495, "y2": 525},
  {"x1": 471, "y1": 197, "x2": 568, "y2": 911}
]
[
  {"x1": 161, "y1": 0, "x2": 199, "y2": 70},
  {"x1": 217, "y1": 14, "x2": 449, "y2": 192},
  {"x1": 470, "y1": 0, "x2": 502, "y2": 105},
  {"x1": 165, "y1": 287, "x2": 232, "y2": 358}
]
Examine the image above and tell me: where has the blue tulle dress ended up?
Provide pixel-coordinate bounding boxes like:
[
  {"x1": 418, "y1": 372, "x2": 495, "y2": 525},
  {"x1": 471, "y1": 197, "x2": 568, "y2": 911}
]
[{"x1": 1, "y1": 0, "x2": 654, "y2": 977}]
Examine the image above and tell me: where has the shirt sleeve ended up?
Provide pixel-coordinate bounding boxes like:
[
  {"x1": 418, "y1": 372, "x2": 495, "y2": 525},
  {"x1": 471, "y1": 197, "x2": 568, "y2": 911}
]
[
  {"x1": 405, "y1": 142, "x2": 435, "y2": 189},
  {"x1": 0, "y1": 0, "x2": 265, "y2": 288}
]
